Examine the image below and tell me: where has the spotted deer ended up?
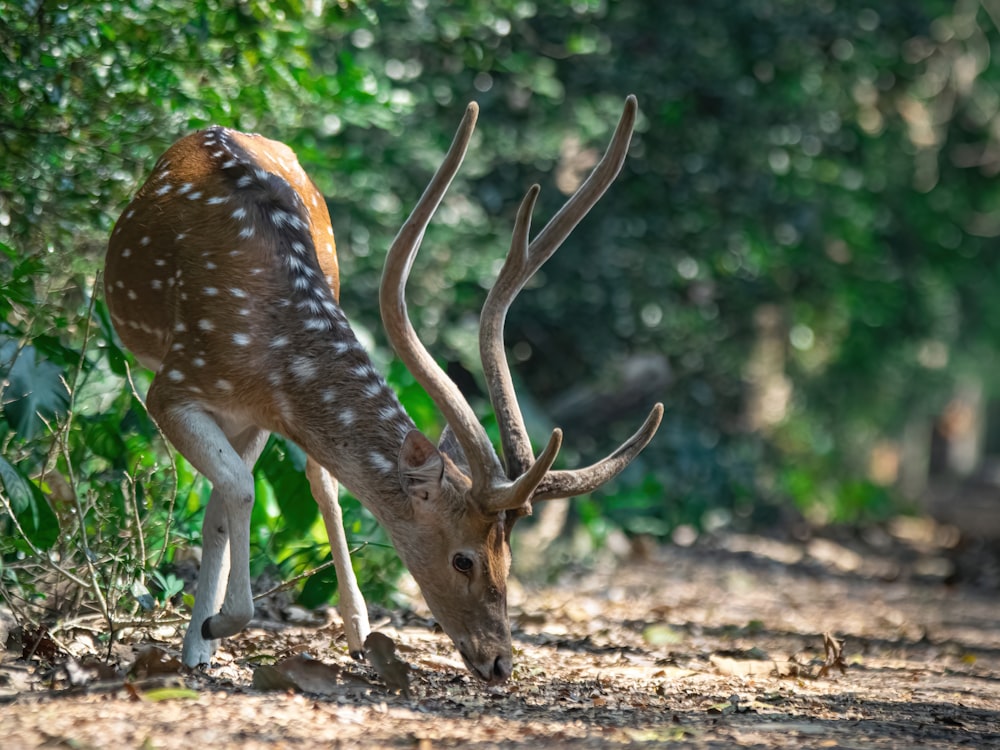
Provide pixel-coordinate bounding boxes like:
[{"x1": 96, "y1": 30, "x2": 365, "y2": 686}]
[{"x1": 104, "y1": 96, "x2": 662, "y2": 683}]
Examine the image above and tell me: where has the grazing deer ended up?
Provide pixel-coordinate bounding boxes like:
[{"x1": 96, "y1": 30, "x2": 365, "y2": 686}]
[{"x1": 104, "y1": 96, "x2": 662, "y2": 683}]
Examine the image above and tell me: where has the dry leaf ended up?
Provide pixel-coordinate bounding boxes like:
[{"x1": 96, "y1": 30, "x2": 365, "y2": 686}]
[
  {"x1": 131, "y1": 645, "x2": 183, "y2": 677},
  {"x1": 709, "y1": 654, "x2": 773, "y2": 677},
  {"x1": 252, "y1": 653, "x2": 345, "y2": 695},
  {"x1": 364, "y1": 632, "x2": 411, "y2": 698},
  {"x1": 817, "y1": 632, "x2": 847, "y2": 678},
  {"x1": 64, "y1": 656, "x2": 119, "y2": 686}
]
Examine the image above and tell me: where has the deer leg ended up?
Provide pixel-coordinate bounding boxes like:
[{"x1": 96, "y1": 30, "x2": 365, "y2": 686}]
[
  {"x1": 305, "y1": 457, "x2": 370, "y2": 659},
  {"x1": 188, "y1": 425, "x2": 268, "y2": 667},
  {"x1": 149, "y1": 384, "x2": 267, "y2": 666},
  {"x1": 181, "y1": 483, "x2": 230, "y2": 667},
  {"x1": 178, "y1": 421, "x2": 268, "y2": 667}
]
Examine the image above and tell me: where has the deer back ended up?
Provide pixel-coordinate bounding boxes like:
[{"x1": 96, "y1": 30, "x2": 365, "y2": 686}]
[{"x1": 105, "y1": 128, "x2": 342, "y2": 432}]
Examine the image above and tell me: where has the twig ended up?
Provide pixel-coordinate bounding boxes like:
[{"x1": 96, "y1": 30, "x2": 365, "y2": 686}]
[
  {"x1": 0, "y1": 568, "x2": 35, "y2": 628},
  {"x1": 123, "y1": 472, "x2": 147, "y2": 572},
  {"x1": 0, "y1": 488, "x2": 91, "y2": 590},
  {"x1": 48, "y1": 612, "x2": 189, "y2": 637},
  {"x1": 124, "y1": 360, "x2": 179, "y2": 570},
  {"x1": 55, "y1": 280, "x2": 112, "y2": 630},
  {"x1": 252, "y1": 543, "x2": 370, "y2": 602}
]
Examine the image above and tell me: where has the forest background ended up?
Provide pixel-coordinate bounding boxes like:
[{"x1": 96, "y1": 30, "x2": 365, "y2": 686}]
[{"x1": 2, "y1": 0, "x2": 997, "y2": 627}]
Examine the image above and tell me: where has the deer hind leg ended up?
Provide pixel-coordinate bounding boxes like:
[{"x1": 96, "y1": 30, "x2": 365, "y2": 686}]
[
  {"x1": 180, "y1": 422, "x2": 268, "y2": 667},
  {"x1": 147, "y1": 384, "x2": 268, "y2": 666},
  {"x1": 305, "y1": 457, "x2": 370, "y2": 659}
]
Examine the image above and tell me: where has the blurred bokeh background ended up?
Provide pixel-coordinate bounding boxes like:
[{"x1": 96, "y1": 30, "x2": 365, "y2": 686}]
[{"x1": 2, "y1": 0, "x2": 998, "y2": 618}]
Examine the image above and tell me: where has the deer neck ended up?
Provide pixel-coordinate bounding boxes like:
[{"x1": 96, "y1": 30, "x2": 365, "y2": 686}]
[{"x1": 269, "y1": 303, "x2": 417, "y2": 524}]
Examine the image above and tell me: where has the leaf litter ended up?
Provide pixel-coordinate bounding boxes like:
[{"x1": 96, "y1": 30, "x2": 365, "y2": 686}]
[{"x1": 2, "y1": 528, "x2": 999, "y2": 748}]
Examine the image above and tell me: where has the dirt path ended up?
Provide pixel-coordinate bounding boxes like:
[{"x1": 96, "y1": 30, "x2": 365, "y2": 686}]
[{"x1": 3, "y1": 527, "x2": 999, "y2": 748}]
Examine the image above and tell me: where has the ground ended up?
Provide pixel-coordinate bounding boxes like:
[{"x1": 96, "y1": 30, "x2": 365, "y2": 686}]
[{"x1": 2, "y1": 519, "x2": 999, "y2": 749}]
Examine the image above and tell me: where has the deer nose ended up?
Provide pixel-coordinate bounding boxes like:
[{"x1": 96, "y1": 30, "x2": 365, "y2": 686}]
[
  {"x1": 463, "y1": 649, "x2": 513, "y2": 683},
  {"x1": 491, "y1": 654, "x2": 512, "y2": 682}
]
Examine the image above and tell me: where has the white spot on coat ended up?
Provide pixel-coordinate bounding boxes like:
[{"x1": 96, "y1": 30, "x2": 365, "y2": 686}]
[
  {"x1": 369, "y1": 452, "x2": 396, "y2": 475},
  {"x1": 290, "y1": 356, "x2": 317, "y2": 380},
  {"x1": 304, "y1": 318, "x2": 329, "y2": 331}
]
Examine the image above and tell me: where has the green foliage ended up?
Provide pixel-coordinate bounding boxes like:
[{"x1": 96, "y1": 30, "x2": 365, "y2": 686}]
[
  {"x1": 0, "y1": 455, "x2": 59, "y2": 551},
  {"x1": 2, "y1": 0, "x2": 997, "y2": 637}
]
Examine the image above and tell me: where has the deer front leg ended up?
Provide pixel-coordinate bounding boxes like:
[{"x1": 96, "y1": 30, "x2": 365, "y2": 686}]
[{"x1": 306, "y1": 457, "x2": 370, "y2": 659}]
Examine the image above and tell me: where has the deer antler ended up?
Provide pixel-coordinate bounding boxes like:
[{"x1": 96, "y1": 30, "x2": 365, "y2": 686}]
[
  {"x1": 380, "y1": 104, "x2": 561, "y2": 509},
  {"x1": 480, "y1": 95, "x2": 663, "y2": 499},
  {"x1": 381, "y1": 96, "x2": 661, "y2": 515}
]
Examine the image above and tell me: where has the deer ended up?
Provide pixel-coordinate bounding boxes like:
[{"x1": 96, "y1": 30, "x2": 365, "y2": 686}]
[{"x1": 104, "y1": 95, "x2": 663, "y2": 684}]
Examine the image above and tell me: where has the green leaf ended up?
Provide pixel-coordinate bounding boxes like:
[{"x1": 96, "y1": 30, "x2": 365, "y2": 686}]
[
  {"x1": 0, "y1": 455, "x2": 59, "y2": 550},
  {"x1": 0, "y1": 337, "x2": 70, "y2": 440},
  {"x1": 141, "y1": 687, "x2": 200, "y2": 702},
  {"x1": 258, "y1": 436, "x2": 317, "y2": 535},
  {"x1": 298, "y1": 560, "x2": 339, "y2": 608},
  {"x1": 83, "y1": 415, "x2": 128, "y2": 461}
]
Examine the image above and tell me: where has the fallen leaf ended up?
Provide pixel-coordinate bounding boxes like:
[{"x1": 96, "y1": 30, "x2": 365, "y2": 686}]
[
  {"x1": 710, "y1": 654, "x2": 773, "y2": 677},
  {"x1": 130, "y1": 645, "x2": 183, "y2": 677},
  {"x1": 251, "y1": 664, "x2": 300, "y2": 693},
  {"x1": 642, "y1": 624, "x2": 683, "y2": 646},
  {"x1": 21, "y1": 626, "x2": 63, "y2": 663},
  {"x1": 64, "y1": 656, "x2": 119, "y2": 686},
  {"x1": 817, "y1": 632, "x2": 847, "y2": 678},
  {"x1": 140, "y1": 687, "x2": 200, "y2": 702},
  {"x1": 365, "y1": 632, "x2": 411, "y2": 698},
  {"x1": 252, "y1": 653, "x2": 346, "y2": 695}
]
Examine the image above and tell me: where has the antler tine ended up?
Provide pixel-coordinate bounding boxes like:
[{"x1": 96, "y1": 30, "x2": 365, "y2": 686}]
[
  {"x1": 480, "y1": 95, "x2": 640, "y2": 479},
  {"x1": 531, "y1": 403, "x2": 664, "y2": 501},
  {"x1": 481, "y1": 427, "x2": 562, "y2": 514},
  {"x1": 380, "y1": 102, "x2": 503, "y2": 492},
  {"x1": 480, "y1": 183, "x2": 540, "y2": 477}
]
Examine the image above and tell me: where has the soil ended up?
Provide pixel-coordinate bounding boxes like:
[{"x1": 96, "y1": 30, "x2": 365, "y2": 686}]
[{"x1": 2, "y1": 520, "x2": 999, "y2": 749}]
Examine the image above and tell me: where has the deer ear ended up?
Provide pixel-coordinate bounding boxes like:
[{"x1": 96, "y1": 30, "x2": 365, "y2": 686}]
[{"x1": 399, "y1": 430, "x2": 444, "y2": 502}]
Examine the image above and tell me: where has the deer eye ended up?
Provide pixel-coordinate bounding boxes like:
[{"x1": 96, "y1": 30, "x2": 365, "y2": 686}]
[{"x1": 452, "y1": 553, "x2": 474, "y2": 574}]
